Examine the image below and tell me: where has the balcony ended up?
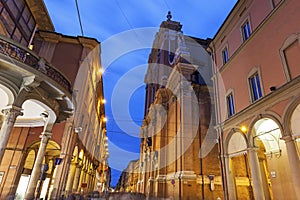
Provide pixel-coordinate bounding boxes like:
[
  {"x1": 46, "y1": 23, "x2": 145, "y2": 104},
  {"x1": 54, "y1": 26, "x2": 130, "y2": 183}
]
[
  {"x1": 0, "y1": 35, "x2": 72, "y2": 94},
  {"x1": 0, "y1": 35, "x2": 73, "y2": 123}
]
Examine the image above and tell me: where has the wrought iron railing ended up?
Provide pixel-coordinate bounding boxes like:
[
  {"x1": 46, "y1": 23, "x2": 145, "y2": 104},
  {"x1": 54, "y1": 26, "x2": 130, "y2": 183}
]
[{"x1": 0, "y1": 35, "x2": 72, "y2": 94}]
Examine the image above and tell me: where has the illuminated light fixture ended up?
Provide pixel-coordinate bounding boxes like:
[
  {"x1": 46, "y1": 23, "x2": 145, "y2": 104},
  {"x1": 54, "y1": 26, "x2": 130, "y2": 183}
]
[
  {"x1": 98, "y1": 68, "x2": 105, "y2": 74},
  {"x1": 103, "y1": 117, "x2": 107, "y2": 122},
  {"x1": 74, "y1": 127, "x2": 82, "y2": 133},
  {"x1": 101, "y1": 99, "x2": 106, "y2": 104},
  {"x1": 241, "y1": 125, "x2": 248, "y2": 133}
]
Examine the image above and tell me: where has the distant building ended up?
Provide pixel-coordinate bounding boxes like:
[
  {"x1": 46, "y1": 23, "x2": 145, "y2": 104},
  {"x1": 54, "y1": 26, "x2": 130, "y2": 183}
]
[
  {"x1": 0, "y1": 0, "x2": 108, "y2": 199},
  {"x1": 210, "y1": 0, "x2": 300, "y2": 199},
  {"x1": 115, "y1": 159, "x2": 139, "y2": 193},
  {"x1": 138, "y1": 13, "x2": 222, "y2": 199}
]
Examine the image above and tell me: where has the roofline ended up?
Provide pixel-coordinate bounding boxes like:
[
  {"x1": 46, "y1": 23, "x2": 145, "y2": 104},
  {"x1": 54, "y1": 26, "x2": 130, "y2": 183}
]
[
  {"x1": 40, "y1": 0, "x2": 54, "y2": 30},
  {"x1": 37, "y1": 30, "x2": 100, "y2": 45},
  {"x1": 212, "y1": 1, "x2": 241, "y2": 40},
  {"x1": 25, "y1": 0, "x2": 55, "y2": 31}
]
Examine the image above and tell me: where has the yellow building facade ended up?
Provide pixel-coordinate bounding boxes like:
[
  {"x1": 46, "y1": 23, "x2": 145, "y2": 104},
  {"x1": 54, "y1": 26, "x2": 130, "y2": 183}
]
[{"x1": 0, "y1": 0, "x2": 109, "y2": 199}]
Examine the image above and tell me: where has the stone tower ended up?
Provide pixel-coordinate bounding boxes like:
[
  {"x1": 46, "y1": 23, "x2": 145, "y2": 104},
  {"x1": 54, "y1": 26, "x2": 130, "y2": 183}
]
[{"x1": 138, "y1": 12, "x2": 223, "y2": 200}]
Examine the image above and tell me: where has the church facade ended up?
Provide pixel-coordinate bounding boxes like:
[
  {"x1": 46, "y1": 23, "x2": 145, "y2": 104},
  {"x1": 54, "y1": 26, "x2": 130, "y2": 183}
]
[{"x1": 137, "y1": 13, "x2": 222, "y2": 200}]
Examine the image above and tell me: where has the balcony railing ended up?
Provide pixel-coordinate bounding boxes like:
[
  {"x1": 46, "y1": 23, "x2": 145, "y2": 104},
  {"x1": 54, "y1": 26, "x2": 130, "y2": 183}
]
[{"x1": 0, "y1": 35, "x2": 72, "y2": 94}]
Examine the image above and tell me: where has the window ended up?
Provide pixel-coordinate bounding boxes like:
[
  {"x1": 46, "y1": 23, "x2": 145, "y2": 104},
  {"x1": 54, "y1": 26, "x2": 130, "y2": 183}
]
[
  {"x1": 249, "y1": 73, "x2": 263, "y2": 101},
  {"x1": 241, "y1": 20, "x2": 251, "y2": 41},
  {"x1": 222, "y1": 47, "x2": 229, "y2": 64},
  {"x1": 6, "y1": 1, "x2": 19, "y2": 18},
  {"x1": 226, "y1": 93, "x2": 235, "y2": 117}
]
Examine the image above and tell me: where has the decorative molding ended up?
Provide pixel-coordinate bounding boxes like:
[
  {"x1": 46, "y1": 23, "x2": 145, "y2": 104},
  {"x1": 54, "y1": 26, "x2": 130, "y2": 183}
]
[{"x1": 0, "y1": 35, "x2": 72, "y2": 93}]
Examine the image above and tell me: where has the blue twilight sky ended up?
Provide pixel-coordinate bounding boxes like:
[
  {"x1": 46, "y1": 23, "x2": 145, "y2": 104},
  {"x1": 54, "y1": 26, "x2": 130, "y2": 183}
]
[{"x1": 44, "y1": 0, "x2": 237, "y2": 187}]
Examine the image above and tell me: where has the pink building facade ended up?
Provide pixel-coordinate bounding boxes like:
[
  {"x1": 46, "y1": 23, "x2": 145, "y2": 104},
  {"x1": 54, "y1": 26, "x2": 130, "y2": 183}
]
[{"x1": 210, "y1": 0, "x2": 300, "y2": 199}]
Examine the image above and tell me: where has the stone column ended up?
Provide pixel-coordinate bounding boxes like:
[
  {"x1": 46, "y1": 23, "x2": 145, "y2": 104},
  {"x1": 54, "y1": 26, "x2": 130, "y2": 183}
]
[
  {"x1": 86, "y1": 170, "x2": 91, "y2": 192},
  {"x1": 224, "y1": 156, "x2": 237, "y2": 200},
  {"x1": 72, "y1": 163, "x2": 83, "y2": 192},
  {"x1": 283, "y1": 136, "x2": 300, "y2": 199},
  {"x1": 65, "y1": 161, "x2": 77, "y2": 194},
  {"x1": 77, "y1": 165, "x2": 86, "y2": 192},
  {"x1": 45, "y1": 159, "x2": 56, "y2": 199},
  {"x1": 25, "y1": 111, "x2": 55, "y2": 200},
  {"x1": 24, "y1": 131, "x2": 52, "y2": 200},
  {"x1": 0, "y1": 106, "x2": 23, "y2": 164},
  {"x1": 50, "y1": 117, "x2": 76, "y2": 199},
  {"x1": 90, "y1": 171, "x2": 95, "y2": 191},
  {"x1": 248, "y1": 148, "x2": 265, "y2": 200}
]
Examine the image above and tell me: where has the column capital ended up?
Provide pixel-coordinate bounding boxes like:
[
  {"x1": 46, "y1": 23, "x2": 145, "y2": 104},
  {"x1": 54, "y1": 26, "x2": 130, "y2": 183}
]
[
  {"x1": 1, "y1": 105, "x2": 23, "y2": 123},
  {"x1": 247, "y1": 147, "x2": 260, "y2": 152},
  {"x1": 22, "y1": 75, "x2": 40, "y2": 92},
  {"x1": 281, "y1": 135, "x2": 294, "y2": 142}
]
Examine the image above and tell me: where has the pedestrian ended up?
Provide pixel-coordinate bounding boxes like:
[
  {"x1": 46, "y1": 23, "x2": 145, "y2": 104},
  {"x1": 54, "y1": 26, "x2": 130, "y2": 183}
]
[{"x1": 66, "y1": 194, "x2": 75, "y2": 200}]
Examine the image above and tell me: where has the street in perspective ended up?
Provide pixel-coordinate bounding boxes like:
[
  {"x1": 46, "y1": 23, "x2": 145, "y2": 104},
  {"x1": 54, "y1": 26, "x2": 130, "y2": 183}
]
[{"x1": 0, "y1": 0, "x2": 299, "y2": 199}]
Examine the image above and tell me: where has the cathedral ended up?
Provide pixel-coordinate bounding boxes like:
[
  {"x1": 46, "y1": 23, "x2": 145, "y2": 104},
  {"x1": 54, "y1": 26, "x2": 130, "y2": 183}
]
[{"x1": 137, "y1": 12, "x2": 222, "y2": 200}]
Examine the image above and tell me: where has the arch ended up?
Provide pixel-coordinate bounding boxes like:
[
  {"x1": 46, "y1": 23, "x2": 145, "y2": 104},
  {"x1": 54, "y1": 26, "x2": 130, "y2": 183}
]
[
  {"x1": 73, "y1": 145, "x2": 79, "y2": 157},
  {"x1": 71, "y1": 145, "x2": 79, "y2": 162},
  {"x1": 26, "y1": 140, "x2": 60, "y2": 157},
  {"x1": 286, "y1": 100, "x2": 300, "y2": 158},
  {"x1": 78, "y1": 149, "x2": 85, "y2": 163},
  {"x1": 248, "y1": 116, "x2": 283, "y2": 158},
  {"x1": 283, "y1": 95, "x2": 300, "y2": 137},
  {"x1": 14, "y1": 99, "x2": 57, "y2": 127},
  {"x1": 247, "y1": 114, "x2": 284, "y2": 146},
  {"x1": 289, "y1": 106, "x2": 300, "y2": 136},
  {"x1": 225, "y1": 128, "x2": 248, "y2": 156},
  {"x1": 23, "y1": 140, "x2": 60, "y2": 173},
  {"x1": 0, "y1": 75, "x2": 19, "y2": 104},
  {"x1": 24, "y1": 149, "x2": 36, "y2": 170},
  {"x1": 14, "y1": 89, "x2": 59, "y2": 116}
]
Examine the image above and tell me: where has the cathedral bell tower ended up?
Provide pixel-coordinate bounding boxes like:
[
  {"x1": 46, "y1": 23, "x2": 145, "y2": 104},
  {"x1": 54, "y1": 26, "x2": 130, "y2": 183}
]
[{"x1": 144, "y1": 11, "x2": 183, "y2": 117}]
